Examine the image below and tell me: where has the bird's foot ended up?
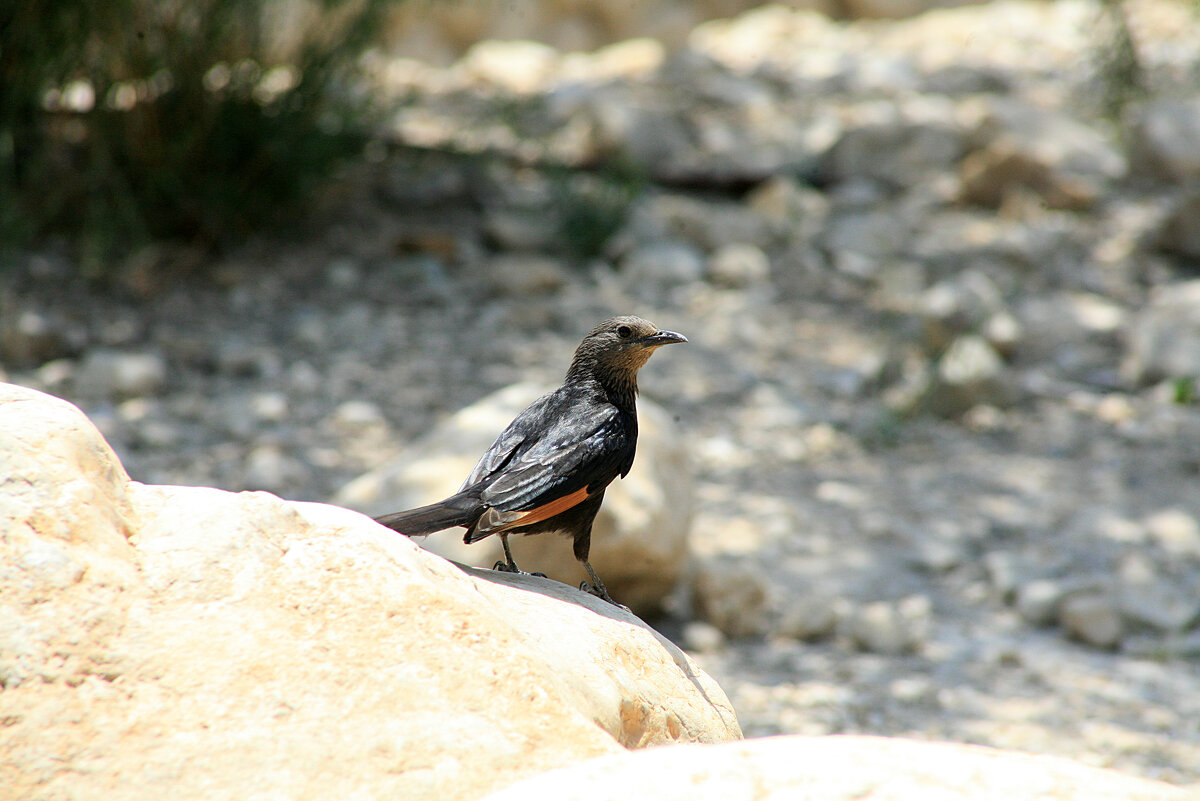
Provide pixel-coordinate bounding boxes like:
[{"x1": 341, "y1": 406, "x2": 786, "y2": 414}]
[
  {"x1": 580, "y1": 580, "x2": 629, "y2": 611},
  {"x1": 492, "y1": 560, "x2": 547, "y2": 578},
  {"x1": 580, "y1": 561, "x2": 628, "y2": 610}
]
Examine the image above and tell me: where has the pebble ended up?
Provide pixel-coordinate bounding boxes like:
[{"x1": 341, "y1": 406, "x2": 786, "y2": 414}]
[
  {"x1": 959, "y1": 97, "x2": 1125, "y2": 210},
  {"x1": 682, "y1": 620, "x2": 727, "y2": 653},
  {"x1": 1129, "y1": 98, "x2": 1200, "y2": 183},
  {"x1": 691, "y1": 557, "x2": 771, "y2": 638},
  {"x1": 620, "y1": 240, "x2": 705, "y2": 289},
  {"x1": 1059, "y1": 592, "x2": 1124, "y2": 649},
  {"x1": 1143, "y1": 508, "x2": 1200, "y2": 558},
  {"x1": 332, "y1": 400, "x2": 387, "y2": 430},
  {"x1": 484, "y1": 207, "x2": 561, "y2": 252},
  {"x1": 1015, "y1": 579, "x2": 1065, "y2": 626},
  {"x1": 842, "y1": 596, "x2": 932, "y2": 655},
  {"x1": 0, "y1": 310, "x2": 71, "y2": 367},
  {"x1": 1124, "y1": 280, "x2": 1200, "y2": 384},
  {"x1": 982, "y1": 310, "x2": 1022, "y2": 357},
  {"x1": 774, "y1": 595, "x2": 839, "y2": 642},
  {"x1": 1156, "y1": 192, "x2": 1200, "y2": 260},
  {"x1": 920, "y1": 335, "x2": 1008, "y2": 417},
  {"x1": 287, "y1": 362, "x2": 323, "y2": 394},
  {"x1": 706, "y1": 243, "x2": 771, "y2": 288},
  {"x1": 982, "y1": 551, "x2": 1025, "y2": 599},
  {"x1": 486, "y1": 254, "x2": 569, "y2": 295},
  {"x1": 826, "y1": 101, "x2": 966, "y2": 189},
  {"x1": 215, "y1": 340, "x2": 271, "y2": 378},
  {"x1": 745, "y1": 176, "x2": 831, "y2": 239},
  {"x1": 918, "y1": 271, "x2": 1006, "y2": 351},
  {"x1": 1118, "y1": 582, "x2": 1200, "y2": 633},
  {"x1": 325, "y1": 258, "x2": 362, "y2": 291},
  {"x1": 243, "y1": 445, "x2": 306, "y2": 494},
  {"x1": 460, "y1": 39, "x2": 559, "y2": 93},
  {"x1": 251, "y1": 392, "x2": 290, "y2": 423},
  {"x1": 75, "y1": 350, "x2": 167, "y2": 399}
]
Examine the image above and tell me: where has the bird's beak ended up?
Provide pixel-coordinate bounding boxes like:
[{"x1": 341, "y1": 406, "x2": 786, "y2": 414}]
[{"x1": 641, "y1": 329, "x2": 688, "y2": 347}]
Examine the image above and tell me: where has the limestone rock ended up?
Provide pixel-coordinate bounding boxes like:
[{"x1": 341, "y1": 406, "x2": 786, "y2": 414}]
[
  {"x1": 0, "y1": 383, "x2": 739, "y2": 801},
  {"x1": 706, "y1": 242, "x2": 771, "y2": 288},
  {"x1": 613, "y1": 193, "x2": 775, "y2": 254},
  {"x1": 744, "y1": 175, "x2": 831, "y2": 243},
  {"x1": 774, "y1": 594, "x2": 838, "y2": 642},
  {"x1": 483, "y1": 735, "x2": 1190, "y2": 801},
  {"x1": 0, "y1": 309, "x2": 74, "y2": 368},
  {"x1": 1124, "y1": 280, "x2": 1200, "y2": 384},
  {"x1": 1118, "y1": 581, "x2": 1200, "y2": 633},
  {"x1": 1129, "y1": 98, "x2": 1200, "y2": 183},
  {"x1": 1013, "y1": 292, "x2": 1126, "y2": 379},
  {"x1": 916, "y1": 334, "x2": 1011, "y2": 417},
  {"x1": 486, "y1": 253, "x2": 570, "y2": 295},
  {"x1": 681, "y1": 620, "x2": 727, "y2": 652},
  {"x1": 334, "y1": 382, "x2": 694, "y2": 614},
  {"x1": 74, "y1": 348, "x2": 167, "y2": 399},
  {"x1": 1156, "y1": 192, "x2": 1200, "y2": 260},
  {"x1": 1016, "y1": 578, "x2": 1067, "y2": 626},
  {"x1": 841, "y1": 595, "x2": 932, "y2": 655},
  {"x1": 1143, "y1": 508, "x2": 1200, "y2": 558},
  {"x1": 917, "y1": 270, "x2": 1006, "y2": 352},
  {"x1": 690, "y1": 555, "x2": 772, "y2": 638},
  {"x1": 0, "y1": 385, "x2": 141, "y2": 690},
  {"x1": 960, "y1": 98, "x2": 1125, "y2": 210},
  {"x1": 845, "y1": 0, "x2": 970, "y2": 17},
  {"x1": 826, "y1": 99, "x2": 967, "y2": 189},
  {"x1": 621, "y1": 239, "x2": 706, "y2": 292},
  {"x1": 460, "y1": 39, "x2": 560, "y2": 93},
  {"x1": 1059, "y1": 591, "x2": 1124, "y2": 649}
]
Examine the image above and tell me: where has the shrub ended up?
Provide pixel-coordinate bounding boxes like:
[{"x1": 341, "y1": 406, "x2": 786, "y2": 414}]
[{"x1": 0, "y1": 0, "x2": 389, "y2": 273}]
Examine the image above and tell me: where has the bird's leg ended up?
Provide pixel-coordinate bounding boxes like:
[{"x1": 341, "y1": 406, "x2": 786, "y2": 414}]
[
  {"x1": 579, "y1": 561, "x2": 628, "y2": 609},
  {"x1": 491, "y1": 533, "x2": 547, "y2": 578},
  {"x1": 494, "y1": 533, "x2": 519, "y2": 572}
]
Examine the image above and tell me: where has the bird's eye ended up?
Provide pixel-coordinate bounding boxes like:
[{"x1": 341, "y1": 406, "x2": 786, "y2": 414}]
[{"x1": 616, "y1": 325, "x2": 633, "y2": 339}]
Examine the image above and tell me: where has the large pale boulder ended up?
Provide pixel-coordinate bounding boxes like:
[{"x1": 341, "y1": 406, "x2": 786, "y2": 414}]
[
  {"x1": 0, "y1": 383, "x2": 738, "y2": 801},
  {"x1": 483, "y1": 735, "x2": 1191, "y2": 801},
  {"x1": 335, "y1": 382, "x2": 694, "y2": 614}
]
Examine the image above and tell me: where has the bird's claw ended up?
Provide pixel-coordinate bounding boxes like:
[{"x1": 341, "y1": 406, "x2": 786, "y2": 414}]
[
  {"x1": 492, "y1": 561, "x2": 546, "y2": 578},
  {"x1": 579, "y1": 581, "x2": 629, "y2": 610}
]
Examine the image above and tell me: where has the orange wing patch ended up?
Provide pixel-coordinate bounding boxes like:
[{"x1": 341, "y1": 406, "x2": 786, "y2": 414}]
[{"x1": 496, "y1": 486, "x2": 591, "y2": 531}]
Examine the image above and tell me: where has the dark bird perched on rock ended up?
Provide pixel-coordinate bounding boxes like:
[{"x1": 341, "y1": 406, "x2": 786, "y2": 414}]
[{"x1": 375, "y1": 316, "x2": 687, "y2": 606}]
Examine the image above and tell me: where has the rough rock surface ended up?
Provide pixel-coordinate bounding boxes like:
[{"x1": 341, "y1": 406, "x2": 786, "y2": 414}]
[
  {"x1": 483, "y1": 735, "x2": 1190, "y2": 801},
  {"x1": 0, "y1": 383, "x2": 739, "y2": 801},
  {"x1": 334, "y1": 382, "x2": 694, "y2": 614}
]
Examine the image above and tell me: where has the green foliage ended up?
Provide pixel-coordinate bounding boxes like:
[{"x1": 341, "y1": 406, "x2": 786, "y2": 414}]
[
  {"x1": 1171, "y1": 376, "x2": 1198, "y2": 405},
  {"x1": 1094, "y1": 0, "x2": 1146, "y2": 124},
  {"x1": 0, "y1": 0, "x2": 389, "y2": 272},
  {"x1": 555, "y1": 161, "x2": 646, "y2": 261}
]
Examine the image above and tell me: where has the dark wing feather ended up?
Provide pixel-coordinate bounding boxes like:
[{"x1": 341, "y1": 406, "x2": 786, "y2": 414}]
[
  {"x1": 459, "y1": 391, "x2": 557, "y2": 490},
  {"x1": 478, "y1": 405, "x2": 633, "y2": 514}
]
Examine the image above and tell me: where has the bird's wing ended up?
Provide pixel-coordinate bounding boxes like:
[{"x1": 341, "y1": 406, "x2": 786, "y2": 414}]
[
  {"x1": 477, "y1": 403, "x2": 633, "y2": 514},
  {"x1": 459, "y1": 392, "x2": 558, "y2": 490}
]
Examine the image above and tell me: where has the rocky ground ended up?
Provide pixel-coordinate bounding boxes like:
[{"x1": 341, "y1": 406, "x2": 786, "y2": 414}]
[{"x1": 4, "y1": 0, "x2": 1200, "y2": 787}]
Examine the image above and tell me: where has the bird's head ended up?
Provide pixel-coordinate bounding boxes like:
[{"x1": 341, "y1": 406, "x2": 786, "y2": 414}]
[{"x1": 568, "y1": 316, "x2": 687, "y2": 383}]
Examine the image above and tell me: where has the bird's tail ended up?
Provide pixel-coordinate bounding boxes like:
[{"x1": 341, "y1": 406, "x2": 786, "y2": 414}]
[{"x1": 374, "y1": 492, "x2": 483, "y2": 536}]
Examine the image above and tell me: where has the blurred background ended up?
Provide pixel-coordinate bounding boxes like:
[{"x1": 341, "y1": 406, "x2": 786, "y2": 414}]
[{"x1": 4, "y1": 0, "x2": 1200, "y2": 785}]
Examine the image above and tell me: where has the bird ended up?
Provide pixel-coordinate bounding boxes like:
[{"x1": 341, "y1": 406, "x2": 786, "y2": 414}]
[{"x1": 374, "y1": 316, "x2": 687, "y2": 606}]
